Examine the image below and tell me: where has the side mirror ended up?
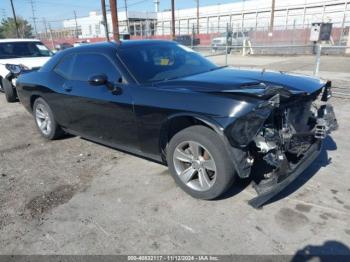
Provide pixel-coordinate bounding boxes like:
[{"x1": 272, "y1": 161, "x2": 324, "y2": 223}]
[{"x1": 88, "y1": 74, "x2": 108, "y2": 86}]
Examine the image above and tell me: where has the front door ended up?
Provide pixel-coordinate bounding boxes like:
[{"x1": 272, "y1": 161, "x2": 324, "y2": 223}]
[{"x1": 62, "y1": 52, "x2": 138, "y2": 150}]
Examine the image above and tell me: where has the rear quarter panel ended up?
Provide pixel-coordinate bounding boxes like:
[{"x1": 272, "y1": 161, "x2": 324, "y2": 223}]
[{"x1": 16, "y1": 71, "x2": 70, "y2": 127}]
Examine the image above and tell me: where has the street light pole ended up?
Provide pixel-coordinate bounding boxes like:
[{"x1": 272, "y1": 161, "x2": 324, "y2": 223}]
[
  {"x1": 109, "y1": 0, "x2": 120, "y2": 42},
  {"x1": 171, "y1": 0, "x2": 175, "y2": 40},
  {"x1": 9, "y1": 0, "x2": 20, "y2": 38}
]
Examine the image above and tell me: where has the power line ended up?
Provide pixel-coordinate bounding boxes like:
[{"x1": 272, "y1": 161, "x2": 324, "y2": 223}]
[
  {"x1": 35, "y1": 0, "x2": 99, "y2": 9},
  {"x1": 28, "y1": 0, "x2": 38, "y2": 36},
  {"x1": 0, "y1": 8, "x2": 7, "y2": 19}
]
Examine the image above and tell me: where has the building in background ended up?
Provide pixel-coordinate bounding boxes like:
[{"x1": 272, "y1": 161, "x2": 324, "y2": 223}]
[
  {"x1": 59, "y1": 0, "x2": 348, "y2": 37},
  {"x1": 32, "y1": 0, "x2": 348, "y2": 48},
  {"x1": 62, "y1": 11, "x2": 157, "y2": 39},
  {"x1": 157, "y1": 0, "x2": 349, "y2": 35}
]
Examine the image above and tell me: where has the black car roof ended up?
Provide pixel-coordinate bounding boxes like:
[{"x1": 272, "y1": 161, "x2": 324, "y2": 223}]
[
  {"x1": 55, "y1": 40, "x2": 176, "y2": 55},
  {"x1": 68, "y1": 39, "x2": 176, "y2": 51},
  {"x1": 40, "y1": 40, "x2": 177, "y2": 72}
]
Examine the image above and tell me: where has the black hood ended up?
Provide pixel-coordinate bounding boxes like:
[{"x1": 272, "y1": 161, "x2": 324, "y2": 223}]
[{"x1": 155, "y1": 67, "x2": 327, "y2": 98}]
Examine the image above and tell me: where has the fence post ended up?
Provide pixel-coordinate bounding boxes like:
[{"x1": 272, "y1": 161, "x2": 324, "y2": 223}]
[
  {"x1": 314, "y1": 44, "x2": 322, "y2": 76},
  {"x1": 225, "y1": 23, "x2": 228, "y2": 66},
  {"x1": 191, "y1": 24, "x2": 194, "y2": 48},
  {"x1": 242, "y1": 38, "x2": 246, "y2": 56}
]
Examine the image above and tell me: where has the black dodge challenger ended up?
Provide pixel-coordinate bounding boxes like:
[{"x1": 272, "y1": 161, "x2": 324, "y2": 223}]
[{"x1": 16, "y1": 40, "x2": 338, "y2": 207}]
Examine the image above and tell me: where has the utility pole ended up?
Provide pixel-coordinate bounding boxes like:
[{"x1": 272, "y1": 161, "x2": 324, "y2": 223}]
[
  {"x1": 196, "y1": 0, "x2": 199, "y2": 35},
  {"x1": 171, "y1": 0, "x2": 175, "y2": 40},
  {"x1": 48, "y1": 22, "x2": 55, "y2": 50},
  {"x1": 269, "y1": 0, "x2": 275, "y2": 36},
  {"x1": 101, "y1": 0, "x2": 110, "y2": 41},
  {"x1": 0, "y1": 8, "x2": 6, "y2": 20},
  {"x1": 42, "y1": 18, "x2": 48, "y2": 39},
  {"x1": 124, "y1": 0, "x2": 129, "y2": 33},
  {"x1": 109, "y1": 0, "x2": 120, "y2": 42},
  {"x1": 29, "y1": 0, "x2": 38, "y2": 37},
  {"x1": 10, "y1": 0, "x2": 20, "y2": 38},
  {"x1": 73, "y1": 11, "x2": 79, "y2": 39}
]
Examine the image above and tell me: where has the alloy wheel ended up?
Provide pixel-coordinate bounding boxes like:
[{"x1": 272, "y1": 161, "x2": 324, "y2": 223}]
[
  {"x1": 35, "y1": 103, "x2": 52, "y2": 136},
  {"x1": 173, "y1": 141, "x2": 217, "y2": 191}
]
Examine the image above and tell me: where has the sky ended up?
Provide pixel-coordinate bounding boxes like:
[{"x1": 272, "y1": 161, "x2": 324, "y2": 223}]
[{"x1": 1, "y1": 0, "x2": 244, "y2": 31}]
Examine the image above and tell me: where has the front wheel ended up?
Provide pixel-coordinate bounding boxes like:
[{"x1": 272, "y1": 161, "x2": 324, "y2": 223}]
[
  {"x1": 33, "y1": 97, "x2": 64, "y2": 140},
  {"x1": 167, "y1": 126, "x2": 236, "y2": 200},
  {"x1": 2, "y1": 78, "x2": 18, "y2": 102},
  {"x1": 0, "y1": 79, "x2": 3, "y2": 92}
]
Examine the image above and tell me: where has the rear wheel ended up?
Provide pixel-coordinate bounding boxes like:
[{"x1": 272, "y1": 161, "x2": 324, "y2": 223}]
[
  {"x1": 2, "y1": 78, "x2": 18, "y2": 102},
  {"x1": 33, "y1": 97, "x2": 64, "y2": 140},
  {"x1": 167, "y1": 125, "x2": 236, "y2": 200}
]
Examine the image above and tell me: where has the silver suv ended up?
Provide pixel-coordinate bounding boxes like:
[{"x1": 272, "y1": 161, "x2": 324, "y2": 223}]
[{"x1": 211, "y1": 31, "x2": 249, "y2": 53}]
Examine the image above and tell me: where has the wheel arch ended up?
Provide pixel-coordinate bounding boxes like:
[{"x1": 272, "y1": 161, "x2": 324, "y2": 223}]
[
  {"x1": 30, "y1": 94, "x2": 42, "y2": 111},
  {"x1": 159, "y1": 113, "x2": 224, "y2": 162}
]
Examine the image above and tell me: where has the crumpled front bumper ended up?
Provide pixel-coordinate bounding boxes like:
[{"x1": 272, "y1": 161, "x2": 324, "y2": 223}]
[
  {"x1": 248, "y1": 102, "x2": 338, "y2": 208},
  {"x1": 248, "y1": 140, "x2": 322, "y2": 208}
]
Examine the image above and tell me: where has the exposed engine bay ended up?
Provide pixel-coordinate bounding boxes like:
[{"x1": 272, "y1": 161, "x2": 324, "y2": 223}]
[{"x1": 242, "y1": 83, "x2": 338, "y2": 207}]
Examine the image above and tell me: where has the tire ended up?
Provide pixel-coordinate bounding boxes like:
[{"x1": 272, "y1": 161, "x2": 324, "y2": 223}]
[
  {"x1": 167, "y1": 125, "x2": 235, "y2": 200},
  {"x1": 33, "y1": 97, "x2": 64, "y2": 140},
  {"x1": 2, "y1": 78, "x2": 18, "y2": 102},
  {"x1": 0, "y1": 78, "x2": 3, "y2": 92}
]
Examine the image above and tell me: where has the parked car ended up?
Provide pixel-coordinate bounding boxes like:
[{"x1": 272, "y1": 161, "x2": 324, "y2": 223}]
[
  {"x1": 55, "y1": 42, "x2": 73, "y2": 51},
  {"x1": 16, "y1": 40, "x2": 337, "y2": 207},
  {"x1": 73, "y1": 40, "x2": 90, "y2": 47},
  {"x1": 211, "y1": 31, "x2": 249, "y2": 53},
  {"x1": 0, "y1": 38, "x2": 53, "y2": 102}
]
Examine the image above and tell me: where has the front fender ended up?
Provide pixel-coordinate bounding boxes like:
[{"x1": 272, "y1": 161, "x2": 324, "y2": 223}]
[{"x1": 160, "y1": 112, "x2": 252, "y2": 178}]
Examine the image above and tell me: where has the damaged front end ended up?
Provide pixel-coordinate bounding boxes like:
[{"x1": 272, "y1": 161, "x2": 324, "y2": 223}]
[{"x1": 226, "y1": 82, "x2": 338, "y2": 208}]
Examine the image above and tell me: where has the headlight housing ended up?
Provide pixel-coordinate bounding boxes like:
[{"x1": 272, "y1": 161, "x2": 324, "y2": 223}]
[
  {"x1": 5, "y1": 64, "x2": 29, "y2": 75},
  {"x1": 227, "y1": 107, "x2": 272, "y2": 148}
]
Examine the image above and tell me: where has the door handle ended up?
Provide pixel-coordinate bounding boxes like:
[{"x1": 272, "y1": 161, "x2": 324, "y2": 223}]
[
  {"x1": 111, "y1": 86, "x2": 122, "y2": 95},
  {"x1": 106, "y1": 83, "x2": 122, "y2": 95},
  {"x1": 63, "y1": 84, "x2": 72, "y2": 92}
]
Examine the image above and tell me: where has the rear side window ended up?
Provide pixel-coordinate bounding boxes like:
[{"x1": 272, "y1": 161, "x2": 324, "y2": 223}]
[
  {"x1": 54, "y1": 54, "x2": 75, "y2": 79},
  {"x1": 71, "y1": 53, "x2": 120, "y2": 82}
]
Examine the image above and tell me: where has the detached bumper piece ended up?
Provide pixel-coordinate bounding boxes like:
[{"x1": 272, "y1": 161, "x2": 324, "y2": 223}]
[
  {"x1": 248, "y1": 141, "x2": 322, "y2": 208},
  {"x1": 315, "y1": 105, "x2": 338, "y2": 139}
]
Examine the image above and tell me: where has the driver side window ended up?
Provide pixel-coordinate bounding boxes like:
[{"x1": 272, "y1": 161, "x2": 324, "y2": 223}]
[{"x1": 71, "y1": 53, "x2": 121, "y2": 82}]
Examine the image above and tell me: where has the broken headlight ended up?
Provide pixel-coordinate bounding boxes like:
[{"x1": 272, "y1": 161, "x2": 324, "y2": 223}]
[
  {"x1": 5, "y1": 64, "x2": 28, "y2": 75},
  {"x1": 321, "y1": 81, "x2": 332, "y2": 102},
  {"x1": 227, "y1": 107, "x2": 271, "y2": 147}
]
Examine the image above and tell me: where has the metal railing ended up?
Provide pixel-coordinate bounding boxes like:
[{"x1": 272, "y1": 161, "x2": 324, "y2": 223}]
[
  {"x1": 192, "y1": 44, "x2": 350, "y2": 75},
  {"x1": 192, "y1": 44, "x2": 350, "y2": 99}
]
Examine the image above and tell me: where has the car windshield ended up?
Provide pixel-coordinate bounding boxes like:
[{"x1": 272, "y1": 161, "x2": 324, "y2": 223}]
[
  {"x1": 0, "y1": 41, "x2": 52, "y2": 59},
  {"x1": 118, "y1": 43, "x2": 219, "y2": 84}
]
